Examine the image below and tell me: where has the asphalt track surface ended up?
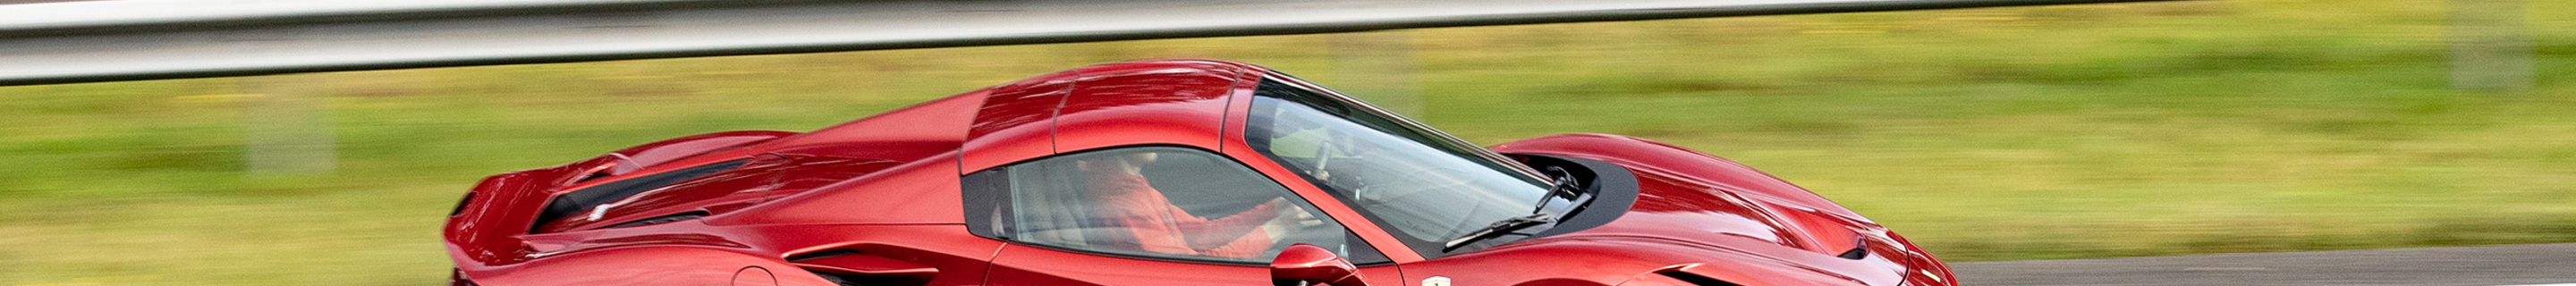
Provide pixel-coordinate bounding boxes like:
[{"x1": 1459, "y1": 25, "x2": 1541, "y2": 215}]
[{"x1": 1952, "y1": 243, "x2": 2576, "y2": 285}]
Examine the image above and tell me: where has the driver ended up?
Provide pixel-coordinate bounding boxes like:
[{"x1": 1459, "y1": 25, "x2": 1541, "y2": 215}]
[{"x1": 1080, "y1": 152, "x2": 1308, "y2": 258}]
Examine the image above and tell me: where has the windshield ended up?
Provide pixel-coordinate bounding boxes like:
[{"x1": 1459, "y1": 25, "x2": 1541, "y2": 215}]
[{"x1": 1243, "y1": 74, "x2": 1554, "y2": 257}]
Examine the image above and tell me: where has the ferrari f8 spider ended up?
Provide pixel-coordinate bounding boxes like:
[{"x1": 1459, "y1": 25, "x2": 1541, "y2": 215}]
[{"x1": 445, "y1": 59, "x2": 1955, "y2": 286}]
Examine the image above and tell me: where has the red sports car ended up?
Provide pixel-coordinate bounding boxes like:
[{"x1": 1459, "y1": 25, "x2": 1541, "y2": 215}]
[{"x1": 445, "y1": 59, "x2": 1955, "y2": 286}]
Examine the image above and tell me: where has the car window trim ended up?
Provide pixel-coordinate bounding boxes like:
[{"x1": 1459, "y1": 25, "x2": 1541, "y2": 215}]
[
  {"x1": 1258, "y1": 72, "x2": 1555, "y2": 184},
  {"x1": 957, "y1": 144, "x2": 1393, "y2": 266}
]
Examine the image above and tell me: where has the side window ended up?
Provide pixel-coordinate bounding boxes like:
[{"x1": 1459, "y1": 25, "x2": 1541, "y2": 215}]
[{"x1": 965, "y1": 147, "x2": 1387, "y2": 265}]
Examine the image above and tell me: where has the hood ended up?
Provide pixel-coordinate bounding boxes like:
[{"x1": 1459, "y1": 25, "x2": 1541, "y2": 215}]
[{"x1": 1492, "y1": 133, "x2": 1953, "y2": 286}]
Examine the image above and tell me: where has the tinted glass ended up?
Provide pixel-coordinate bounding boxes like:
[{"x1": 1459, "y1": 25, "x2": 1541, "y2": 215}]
[
  {"x1": 999, "y1": 147, "x2": 1377, "y2": 264},
  {"x1": 1243, "y1": 76, "x2": 1554, "y2": 256}
]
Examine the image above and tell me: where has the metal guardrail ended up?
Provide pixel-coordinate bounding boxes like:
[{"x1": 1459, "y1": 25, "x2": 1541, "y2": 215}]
[{"x1": 0, "y1": 0, "x2": 2174, "y2": 86}]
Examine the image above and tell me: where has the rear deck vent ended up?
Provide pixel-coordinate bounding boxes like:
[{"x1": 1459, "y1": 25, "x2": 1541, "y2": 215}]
[
  {"x1": 530, "y1": 159, "x2": 748, "y2": 232},
  {"x1": 602, "y1": 211, "x2": 709, "y2": 229}
]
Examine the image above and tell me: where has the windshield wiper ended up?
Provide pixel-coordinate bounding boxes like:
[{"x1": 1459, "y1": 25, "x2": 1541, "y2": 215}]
[
  {"x1": 1530, "y1": 166, "x2": 1583, "y2": 214},
  {"x1": 1445, "y1": 166, "x2": 1589, "y2": 252},
  {"x1": 1442, "y1": 213, "x2": 1555, "y2": 251}
]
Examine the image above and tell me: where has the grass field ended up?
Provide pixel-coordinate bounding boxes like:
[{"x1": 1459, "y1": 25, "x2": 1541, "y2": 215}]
[{"x1": 4, "y1": 1, "x2": 2572, "y2": 285}]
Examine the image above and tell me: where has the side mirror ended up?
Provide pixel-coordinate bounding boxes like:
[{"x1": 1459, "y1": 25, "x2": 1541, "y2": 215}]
[{"x1": 1271, "y1": 243, "x2": 1368, "y2": 286}]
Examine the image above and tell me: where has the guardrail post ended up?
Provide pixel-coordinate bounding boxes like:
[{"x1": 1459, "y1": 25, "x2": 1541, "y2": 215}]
[{"x1": 2448, "y1": 0, "x2": 2532, "y2": 94}]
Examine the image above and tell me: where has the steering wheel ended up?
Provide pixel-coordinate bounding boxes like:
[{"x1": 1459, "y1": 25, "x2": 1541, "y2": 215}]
[
  {"x1": 1309, "y1": 134, "x2": 1336, "y2": 181},
  {"x1": 1267, "y1": 226, "x2": 1341, "y2": 255},
  {"x1": 1260, "y1": 203, "x2": 1338, "y2": 256}
]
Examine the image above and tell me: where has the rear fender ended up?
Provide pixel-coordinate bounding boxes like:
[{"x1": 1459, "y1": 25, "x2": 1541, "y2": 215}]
[
  {"x1": 446, "y1": 164, "x2": 587, "y2": 269},
  {"x1": 478, "y1": 246, "x2": 834, "y2": 286},
  {"x1": 446, "y1": 130, "x2": 795, "y2": 269}
]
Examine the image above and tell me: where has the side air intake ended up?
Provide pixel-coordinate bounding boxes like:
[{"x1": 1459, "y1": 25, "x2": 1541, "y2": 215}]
[{"x1": 1658, "y1": 270, "x2": 1746, "y2": 286}]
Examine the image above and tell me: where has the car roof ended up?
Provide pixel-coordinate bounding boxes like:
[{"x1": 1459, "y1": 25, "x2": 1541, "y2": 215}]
[
  {"x1": 958, "y1": 58, "x2": 1266, "y2": 172},
  {"x1": 733, "y1": 58, "x2": 1265, "y2": 172}
]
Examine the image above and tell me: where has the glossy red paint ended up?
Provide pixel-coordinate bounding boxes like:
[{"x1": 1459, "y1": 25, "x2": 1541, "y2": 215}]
[
  {"x1": 445, "y1": 59, "x2": 1954, "y2": 286},
  {"x1": 1049, "y1": 61, "x2": 1240, "y2": 153},
  {"x1": 606, "y1": 130, "x2": 799, "y2": 175},
  {"x1": 961, "y1": 72, "x2": 1075, "y2": 173},
  {"x1": 762, "y1": 88, "x2": 983, "y2": 160},
  {"x1": 1489, "y1": 133, "x2": 1951, "y2": 285},
  {"x1": 1489, "y1": 133, "x2": 1867, "y2": 222},
  {"x1": 711, "y1": 153, "x2": 966, "y2": 225},
  {"x1": 1271, "y1": 244, "x2": 1366, "y2": 286}
]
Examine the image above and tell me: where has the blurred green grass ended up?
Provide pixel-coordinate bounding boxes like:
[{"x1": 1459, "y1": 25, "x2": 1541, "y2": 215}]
[{"x1": 4, "y1": 0, "x2": 2574, "y2": 285}]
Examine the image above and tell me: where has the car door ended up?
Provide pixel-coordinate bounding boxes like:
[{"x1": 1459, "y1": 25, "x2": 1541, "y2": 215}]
[{"x1": 965, "y1": 146, "x2": 1394, "y2": 286}]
